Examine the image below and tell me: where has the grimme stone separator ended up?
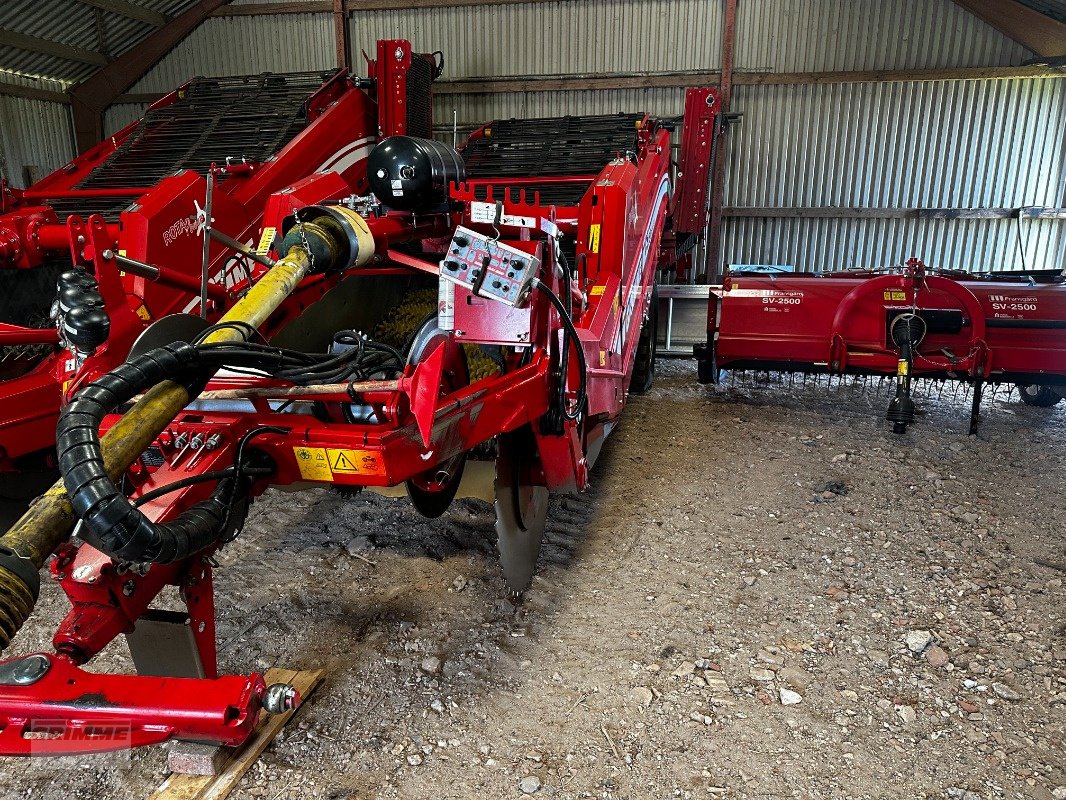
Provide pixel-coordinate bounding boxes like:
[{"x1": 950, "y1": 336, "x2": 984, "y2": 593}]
[
  {"x1": 0, "y1": 89, "x2": 721, "y2": 754},
  {"x1": 695, "y1": 258, "x2": 1066, "y2": 434},
  {"x1": 0, "y1": 39, "x2": 439, "y2": 471}
]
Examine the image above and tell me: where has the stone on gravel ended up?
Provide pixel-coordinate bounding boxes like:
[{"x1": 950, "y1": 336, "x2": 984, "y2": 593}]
[
  {"x1": 905, "y1": 630, "x2": 933, "y2": 653},
  {"x1": 896, "y1": 705, "x2": 917, "y2": 724},
  {"x1": 777, "y1": 665, "x2": 812, "y2": 690},
  {"x1": 345, "y1": 536, "x2": 371, "y2": 556},
  {"x1": 991, "y1": 682, "x2": 1021, "y2": 701},
  {"x1": 421, "y1": 655, "x2": 443, "y2": 675},
  {"x1": 749, "y1": 667, "x2": 775, "y2": 682},
  {"x1": 779, "y1": 688, "x2": 802, "y2": 705},
  {"x1": 520, "y1": 776, "x2": 542, "y2": 794},
  {"x1": 925, "y1": 645, "x2": 950, "y2": 667},
  {"x1": 672, "y1": 661, "x2": 695, "y2": 677},
  {"x1": 630, "y1": 686, "x2": 654, "y2": 707}
]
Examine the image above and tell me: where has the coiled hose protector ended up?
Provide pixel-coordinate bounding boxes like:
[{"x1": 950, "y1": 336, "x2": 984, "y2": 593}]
[{"x1": 56, "y1": 342, "x2": 235, "y2": 564}]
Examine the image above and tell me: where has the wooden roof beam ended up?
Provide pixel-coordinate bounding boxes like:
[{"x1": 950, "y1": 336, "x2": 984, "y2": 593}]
[
  {"x1": 0, "y1": 29, "x2": 108, "y2": 66},
  {"x1": 952, "y1": 0, "x2": 1066, "y2": 57},
  {"x1": 68, "y1": 0, "x2": 232, "y2": 152},
  {"x1": 76, "y1": 0, "x2": 171, "y2": 27}
]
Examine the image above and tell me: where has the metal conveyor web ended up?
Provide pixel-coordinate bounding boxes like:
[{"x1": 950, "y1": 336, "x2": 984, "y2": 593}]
[{"x1": 49, "y1": 70, "x2": 339, "y2": 220}]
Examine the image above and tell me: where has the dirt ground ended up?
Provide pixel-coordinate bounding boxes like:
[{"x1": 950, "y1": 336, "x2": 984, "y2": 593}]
[{"x1": 0, "y1": 360, "x2": 1063, "y2": 800}]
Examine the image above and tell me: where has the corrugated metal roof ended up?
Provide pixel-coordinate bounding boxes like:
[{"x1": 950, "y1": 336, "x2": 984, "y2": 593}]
[
  {"x1": 735, "y1": 0, "x2": 1030, "y2": 72},
  {"x1": 0, "y1": 0, "x2": 200, "y2": 86},
  {"x1": 125, "y1": 15, "x2": 334, "y2": 93},
  {"x1": 1015, "y1": 0, "x2": 1066, "y2": 24}
]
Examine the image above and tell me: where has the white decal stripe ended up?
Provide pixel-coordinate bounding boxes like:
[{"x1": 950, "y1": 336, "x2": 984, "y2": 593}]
[{"x1": 316, "y1": 137, "x2": 374, "y2": 172}]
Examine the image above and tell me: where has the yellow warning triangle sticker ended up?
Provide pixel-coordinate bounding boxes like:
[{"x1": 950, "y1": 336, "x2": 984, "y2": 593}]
[{"x1": 331, "y1": 451, "x2": 358, "y2": 472}]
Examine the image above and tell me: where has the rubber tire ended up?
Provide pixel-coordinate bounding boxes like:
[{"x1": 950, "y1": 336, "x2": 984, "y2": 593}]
[
  {"x1": 1017, "y1": 384, "x2": 1063, "y2": 408},
  {"x1": 629, "y1": 284, "x2": 658, "y2": 394}
]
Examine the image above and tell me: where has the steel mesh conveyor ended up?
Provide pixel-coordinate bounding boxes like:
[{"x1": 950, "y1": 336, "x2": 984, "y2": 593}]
[
  {"x1": 462, "y1": 113, "x2": 643, "y2": 206},
  {"x1": 48, "y1": 70, "x2": 339, "y2": 220}
]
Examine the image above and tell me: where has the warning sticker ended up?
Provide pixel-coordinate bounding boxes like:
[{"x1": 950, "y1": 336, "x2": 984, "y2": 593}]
[
  {"x1": 327, "y1": 448, "x2": 386, "y2": 477},
  {"x1": 589, "y1": 224, "x2": 601, "y2": 254},
  {"x1": 257, "y1": 227, "x2": 276, "y2": 256},
  {"x1": 134, "y1": 304, "x2": 151, "y2": 322},
  {"x1": 883, "y1": 290, "x2": 907, "y2": 301},
  {"x1": 293, "y1": 446, "x2": 333, "y2": 481}
]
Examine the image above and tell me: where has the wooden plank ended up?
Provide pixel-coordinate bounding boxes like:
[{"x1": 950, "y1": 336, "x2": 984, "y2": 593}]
[
  {"x1": 0, "y1": 81, "x2": 70, "y2": 104},
  {"x1": 952, "y1": 0, "x2": 1066, "y2": 58},
  {"x1": 148, "y1": 668, "x2": 324, "y2": 800},
  {"x1": 212, "y1": 0, "x2": 578, "y2": 14},
  {"x1": 732, "y1": 64, "x2": 1065, "y2": 85},
  {"x1": 0, "y1": 29, "x2": 108, "y2": 67},
  {"x1": 115, "y1": 64, "x2": 1064, "y2": 106},
  {"x1": 77, "y1": 0, "x2": 170, "y2": 26}
]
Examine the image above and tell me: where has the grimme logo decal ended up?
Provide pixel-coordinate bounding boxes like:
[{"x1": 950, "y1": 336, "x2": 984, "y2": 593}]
[{"x1": 162, "y1": 200, "x2": 208, "y2": 247}]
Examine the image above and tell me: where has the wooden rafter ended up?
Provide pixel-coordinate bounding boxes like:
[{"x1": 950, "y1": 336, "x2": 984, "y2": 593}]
[
  {"x1": 68, "y1": 0, "x2": 233, "y2": 152},
  {"x1": 952, "y1": 0, "x2": 1066, "y2": 57},
  {"x1": 77, "y1": 0, "x2": 171, "y2": 27},
  {"x1": 0, "y1": 29, "x2": 108, "y2": 67}
]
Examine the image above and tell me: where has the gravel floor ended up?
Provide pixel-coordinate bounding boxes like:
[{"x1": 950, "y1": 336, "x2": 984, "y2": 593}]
[{"x1": 0, "y1": 360, "x2": 1063, "y2": 800}]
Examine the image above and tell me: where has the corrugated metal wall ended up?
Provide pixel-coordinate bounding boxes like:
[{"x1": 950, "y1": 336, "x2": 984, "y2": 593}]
[
  {"x1": 724, "y1": 77, "x2": 1066, "y2": 271},
  {"x1": 0, "y1": 75, "x2": 74, "y2": 188},
  {"x1": 102, "y1": 0, "x2": 1063, "y2": 273}
]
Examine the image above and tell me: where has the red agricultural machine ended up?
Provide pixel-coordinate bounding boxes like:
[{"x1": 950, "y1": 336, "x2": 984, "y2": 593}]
[
  {"x1": 0, "y1": 79, "x2": 722, "y2": 754},
  {"x1": 695, "y1": 258, "x2": 1066, "y2": 433},
  {"x1": 0, "y1": 39, "x2": 441, "y2": 472}
]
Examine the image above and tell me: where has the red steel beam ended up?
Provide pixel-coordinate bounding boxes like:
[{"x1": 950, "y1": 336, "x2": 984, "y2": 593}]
[
  {"x1": 68, "y1": 0, "x2": 232, "y2": 153},
  {"x1": 706, "y1": 0, "x2": 736, "y2": 283}
]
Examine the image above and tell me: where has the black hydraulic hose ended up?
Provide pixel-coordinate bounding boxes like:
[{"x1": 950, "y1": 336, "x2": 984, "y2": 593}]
[
  {"x1": 56, "y1": 342, "x2": 236, "y2": 563},
  {"x1": 533, "y1": 278, "x2": 587, "y2": 420}
]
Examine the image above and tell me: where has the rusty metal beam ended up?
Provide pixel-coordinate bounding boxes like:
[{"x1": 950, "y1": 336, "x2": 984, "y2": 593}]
[
  {"x1": 68, "y1": 0, "x2": 232, "y2": 153},
  {"x1": 0, "y1": 29, "x2": 108, "y2": 67},
  {"x1": 333, "y1": 0, "x2": 350, "y2": 71},
  {"x1": 952, "y1": 0, "x2": 1066, "y2": 57},
  {"x1": 706, "y1": 0, "x2": 736, "y2": 283}
]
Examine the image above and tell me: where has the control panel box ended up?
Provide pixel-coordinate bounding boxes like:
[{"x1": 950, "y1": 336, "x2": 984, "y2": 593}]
[{"x1": 439, "y1": 225, "x2": 541, "y2": 307}]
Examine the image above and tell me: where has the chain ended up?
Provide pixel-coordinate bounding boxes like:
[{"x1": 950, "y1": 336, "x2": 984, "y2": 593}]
[{"x1": 295, "y1": 208, "x2": 314, "y2": 272}]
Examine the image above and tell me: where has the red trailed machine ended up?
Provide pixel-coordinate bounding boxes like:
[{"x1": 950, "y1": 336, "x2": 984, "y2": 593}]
[
  {"x1": 695, "y1": 258, "x2": 1066, "y2": 433},
  {"x1": 0, "y1": 89, "x2": 720, "y2": 754},
  {"x1": 0, "y1": 39, "x2": 440, "y2": 472}
]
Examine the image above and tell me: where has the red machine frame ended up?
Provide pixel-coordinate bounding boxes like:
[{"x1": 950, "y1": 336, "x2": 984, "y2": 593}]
[
  {"x1": 0, "y1": 40, "x2": 433, "y2": 472},
  {"x1": 0, "y1": 90, "x2": 719, "y2": 755},
  {"x1": 696, "y1": 258, "x2": 1066, "y2": 432}
]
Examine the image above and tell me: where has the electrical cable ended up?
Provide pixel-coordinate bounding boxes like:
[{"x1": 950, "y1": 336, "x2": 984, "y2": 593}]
[
  {"x1": 133, "y1": 466, "x2": 274, "y2": 507},
  {"x1": 532, "y1": 277, "x2": 587, "y2": 421}
]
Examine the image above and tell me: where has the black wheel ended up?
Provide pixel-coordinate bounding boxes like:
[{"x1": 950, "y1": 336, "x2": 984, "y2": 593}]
[
  {"x1": 629, "y1": 283, "x2": 658, "y2": 394},
  {"x1": 1016, "y1": 384, "x2": 1063, "y2": 408},
  {"x1": 405, "y1": 318, "x2": 470, "y2": 518}
]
